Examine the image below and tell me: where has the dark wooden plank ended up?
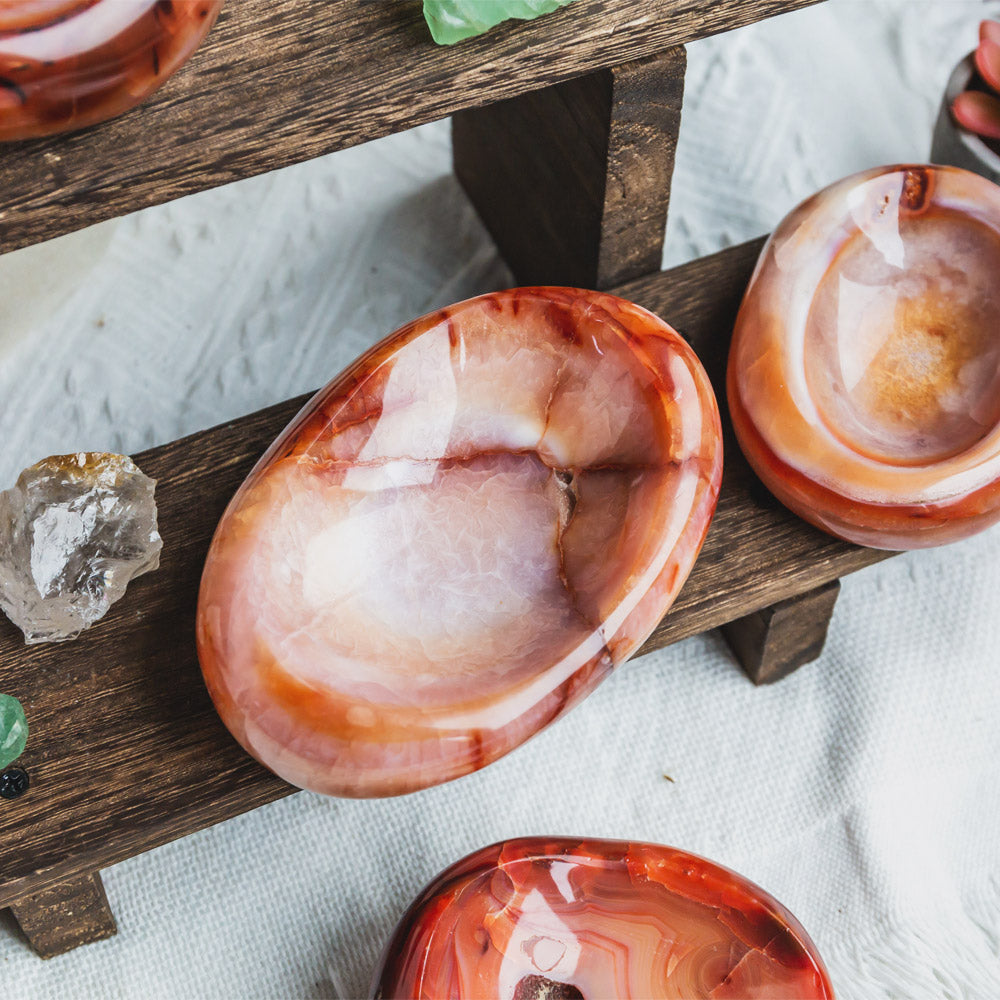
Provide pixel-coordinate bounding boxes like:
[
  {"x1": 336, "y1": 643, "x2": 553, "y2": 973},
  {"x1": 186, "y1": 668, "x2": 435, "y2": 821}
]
[
  {"x1": 721, "y1": 579, "x2": 842, "y2": 685},
  {"x1": 454, "y1": 46, "x2": 686, "y2": 289},
  {"x1": 0, "y1": 400, "x2": 304, "y2": 910},
  {"x1": 0, "y1": 238, "x2": 890, "y2": 910},
  {"x1": 8, "y1": 871, "x2": 117, "y2": 959},
  {"x1": 0, "y1": 0, "x2": 823, "y2": 255}
]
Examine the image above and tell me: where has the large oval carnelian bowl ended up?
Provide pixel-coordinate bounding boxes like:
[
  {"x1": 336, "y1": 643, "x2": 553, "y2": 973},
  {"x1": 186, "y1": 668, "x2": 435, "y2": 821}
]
[
  {"x1": 0, "y1": 0, "x2": 223, "y2": 141},
  {"x1": 197, "y1": 288, "x2": 722, "y2": 797},
  {"x1": 729, "y1": 164, "x2": 1000, "y2": 549},
  {"x1": 371, "y1": 837, "x2": 835, "y2": 999}
]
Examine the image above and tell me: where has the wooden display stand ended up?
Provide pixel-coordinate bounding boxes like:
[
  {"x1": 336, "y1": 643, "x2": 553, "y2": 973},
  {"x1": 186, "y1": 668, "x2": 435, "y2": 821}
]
[{"x1": 0, "y1": 0, "x2": 880, "y2": 960}]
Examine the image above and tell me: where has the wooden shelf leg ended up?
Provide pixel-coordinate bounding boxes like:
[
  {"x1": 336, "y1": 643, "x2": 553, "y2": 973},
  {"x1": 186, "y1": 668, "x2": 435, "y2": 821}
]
[
  {"x1": 9, "y1": 871, "x2": 118, "y2": 959},
  {"x1": 453, "y1": 46, "x2": 686, "y2": 290},
  {"x1": 721, "y1": 580, "x2": 841, "y2": 685}
]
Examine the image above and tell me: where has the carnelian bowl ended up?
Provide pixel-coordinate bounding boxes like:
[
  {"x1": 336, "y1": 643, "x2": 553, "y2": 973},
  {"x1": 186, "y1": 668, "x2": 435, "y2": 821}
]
[
  {"x1": 197, "y1": 289, "x2": 722, "y2": 797},
  {"x1": 728, "y1": 164, "x2": 1000, "y2": 549},
  {"x1": 372, "y1": 837, "x2": 835, "y2": 999},
  {"x1": 0, "y1": 0, "x2": 223, "y2": 141}
]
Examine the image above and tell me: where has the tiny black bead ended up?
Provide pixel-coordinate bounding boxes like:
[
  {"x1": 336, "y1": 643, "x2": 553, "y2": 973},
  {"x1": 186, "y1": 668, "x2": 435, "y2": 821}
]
[{"x1": 0, "y1": 767, "x2": 29, "y2": 799}]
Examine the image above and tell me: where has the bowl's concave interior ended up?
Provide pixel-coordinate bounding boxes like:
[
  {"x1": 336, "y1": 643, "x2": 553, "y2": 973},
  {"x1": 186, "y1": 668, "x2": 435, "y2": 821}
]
[
  {"x1": 804, "y1": 207, "x2": 1000, "y2": 466},
  {"x1": 252, "y1": 301, "x2": 680, "y2": 710}
]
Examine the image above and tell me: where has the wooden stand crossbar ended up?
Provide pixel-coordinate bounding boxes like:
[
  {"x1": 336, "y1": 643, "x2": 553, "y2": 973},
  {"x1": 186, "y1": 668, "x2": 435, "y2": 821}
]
[
  {"x1": 0, "y1": 0, "x2": 847, "y2": 960},
  {"x1": 0, "y1": 0, "x2": 821, "y2": 255}
]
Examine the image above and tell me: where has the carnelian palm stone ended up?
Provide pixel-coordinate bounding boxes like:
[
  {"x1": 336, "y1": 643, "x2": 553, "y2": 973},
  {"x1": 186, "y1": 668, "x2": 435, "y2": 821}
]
[
  {"x1": 197, "y1": 289, "x2": 722, "y2": 797},
  {"x1": 729, "y1": 164, "x2": 1000, "y2": 549},
  {"x1": 371, "y1": 837, "x2": 835, "y2": 999},
  {"x1": 0, "y1": 0, "x2": 223, "y2": 141}
]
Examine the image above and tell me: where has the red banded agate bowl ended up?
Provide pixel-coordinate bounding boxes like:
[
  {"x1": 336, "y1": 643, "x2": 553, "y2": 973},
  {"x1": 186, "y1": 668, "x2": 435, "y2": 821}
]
[
  {"x1": 371, "y1": 837, "x2": 835, "y2": 999},
  {"x1": 728, "y1": 165, "x2": 1000, "y2": 549},
  {"x1": 0, "y1": 0, "x2": 222, "y2": 141},
  {"x1": 196, "y1": 288, "x2": 721, "y2": 797}
]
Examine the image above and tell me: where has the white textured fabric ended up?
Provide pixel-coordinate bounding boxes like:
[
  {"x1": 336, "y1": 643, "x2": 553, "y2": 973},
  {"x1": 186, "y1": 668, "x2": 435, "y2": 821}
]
[{"x1": 3, "y1": 1, "x2": 1000, "y2": 996}]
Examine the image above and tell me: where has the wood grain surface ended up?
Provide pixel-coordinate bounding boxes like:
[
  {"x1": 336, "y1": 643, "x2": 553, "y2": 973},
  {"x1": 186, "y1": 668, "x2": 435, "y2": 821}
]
[
  {"x1": 0, "y1": 238, "x2": 891, "y2": 911},
  {"x1": 454, "y1": 46, "x2": 686, "y2": 289},
  {"x1": 721, "y1": 579, "x2": 843, "y2": 685},
  {"x1": 9, "y1": 872, "x2": 117, "y2": 959},
  {"x1": 0, "y1": 0, "x2": 822, "y2": 255}
]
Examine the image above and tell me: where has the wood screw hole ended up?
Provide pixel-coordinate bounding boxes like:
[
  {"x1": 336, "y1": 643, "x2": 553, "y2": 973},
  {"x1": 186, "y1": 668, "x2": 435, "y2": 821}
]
[{"x1": 0, "y1": 767, "x2": 29, "y2": 799}]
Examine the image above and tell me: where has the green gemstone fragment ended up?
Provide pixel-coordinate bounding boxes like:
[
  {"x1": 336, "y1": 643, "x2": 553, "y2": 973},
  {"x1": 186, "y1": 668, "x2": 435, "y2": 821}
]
[
  {"x1": 423, "y1": 0, "x2": 578, "y2": 45},
  {"x1": 0, "y1": 694, "x2": 28, "y2": 769}
]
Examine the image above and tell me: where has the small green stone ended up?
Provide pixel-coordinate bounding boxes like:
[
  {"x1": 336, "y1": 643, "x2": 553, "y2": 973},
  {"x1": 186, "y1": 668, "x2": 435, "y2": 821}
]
[
  {"x1": 0, "y1": 694, "x2": 28, "y2": 769},
  {"x1": 423, "y1": 0, "x2": 578, "y2": 45}
]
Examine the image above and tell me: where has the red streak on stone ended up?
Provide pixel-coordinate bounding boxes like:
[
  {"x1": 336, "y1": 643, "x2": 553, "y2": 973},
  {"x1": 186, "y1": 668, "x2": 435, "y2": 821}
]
[
  {"x1": 545, "y1": 299, "x2": 582, "y2": 344},
  {"x1": 0, "y1": 0, "x2": 223, "y2": 141},
  {"x1": 371, "y1": 838, "x2": 835, "y2": 999}
]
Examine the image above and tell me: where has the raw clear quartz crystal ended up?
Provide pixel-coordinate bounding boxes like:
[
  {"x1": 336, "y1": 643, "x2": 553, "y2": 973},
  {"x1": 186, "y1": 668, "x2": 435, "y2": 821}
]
[{"x1": 0, "y1": 453, "x2": 162, "y2": 644}]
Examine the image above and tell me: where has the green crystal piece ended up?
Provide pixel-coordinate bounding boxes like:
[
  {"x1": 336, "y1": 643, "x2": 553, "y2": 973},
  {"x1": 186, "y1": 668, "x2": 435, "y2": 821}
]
[
  {"x1": 423, "y1": 0, "x2": 578, "y2": 45},
  {"x1": 0, "y1": 694, "x2": 28, "y2": 769}
]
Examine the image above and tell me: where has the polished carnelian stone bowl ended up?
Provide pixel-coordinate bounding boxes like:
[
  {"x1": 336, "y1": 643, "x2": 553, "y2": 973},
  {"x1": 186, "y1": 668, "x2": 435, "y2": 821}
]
[
  {"x1": 197, "y1": 289, "x2": 722, "y2": 797},
  {"x1": 0, "y1": 0, "x2": 223, "y2": 141},
  {"x1": 728, "y1": 164, "x2": 1000, "y2": 549},
  {"x1": 371, "y1": 837, "x2": 835, "y2": 999}
]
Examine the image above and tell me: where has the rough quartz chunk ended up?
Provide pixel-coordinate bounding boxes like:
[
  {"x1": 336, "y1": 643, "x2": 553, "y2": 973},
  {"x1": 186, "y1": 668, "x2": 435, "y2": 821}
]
[{"x1": 0, "y1": 453, "x2": 162, "y2": 644}]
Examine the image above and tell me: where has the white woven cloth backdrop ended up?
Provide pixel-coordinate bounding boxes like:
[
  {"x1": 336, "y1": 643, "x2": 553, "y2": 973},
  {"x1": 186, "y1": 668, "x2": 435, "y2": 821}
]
[{"x1": 2, "y1": 1, "x2": 999, "y2": 996}]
